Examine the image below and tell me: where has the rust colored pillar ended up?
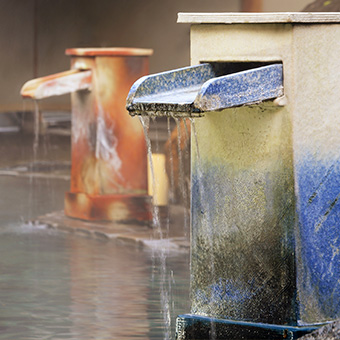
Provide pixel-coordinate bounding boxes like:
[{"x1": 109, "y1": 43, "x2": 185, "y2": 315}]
[
  {"x1": 64, "y1": 48, "x2": 153, "y2": 222},
  {"x1": 21, "y1": 48, "x2": 153, "y2": 223}
]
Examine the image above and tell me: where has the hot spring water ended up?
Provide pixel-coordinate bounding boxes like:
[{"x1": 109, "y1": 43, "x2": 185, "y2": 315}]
[{"x1": 0, "y1": 111, "x2": 191, "y2": 339}]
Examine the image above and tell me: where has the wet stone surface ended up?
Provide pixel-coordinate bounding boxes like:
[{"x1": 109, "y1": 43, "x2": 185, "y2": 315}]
[{"x1": 33, "y1": 205, "x2": 190, "y2": 252}]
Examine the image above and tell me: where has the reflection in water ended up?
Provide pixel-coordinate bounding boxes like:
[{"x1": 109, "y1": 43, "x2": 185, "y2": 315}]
[
  {"x1": 0, "y1": 174, "x2": 190, "y2": 340},
  {"x1": 0, "y1": 224, "x2": 190, "y2": 340}
]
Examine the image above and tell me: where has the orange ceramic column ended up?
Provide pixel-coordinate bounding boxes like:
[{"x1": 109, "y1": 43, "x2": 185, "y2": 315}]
[{"x1": 64, "y1": 48, "x2": 153, "y2": 222}]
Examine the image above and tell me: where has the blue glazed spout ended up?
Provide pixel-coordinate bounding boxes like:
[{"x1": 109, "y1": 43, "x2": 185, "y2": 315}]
[{"x1": 126, "y1": 63, "x2": 284, "y2": 117}]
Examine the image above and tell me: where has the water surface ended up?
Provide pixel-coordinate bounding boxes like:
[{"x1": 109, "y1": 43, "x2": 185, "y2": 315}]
[{"x1": 0, "y1": 162, "x2": 190, "y2": 340}]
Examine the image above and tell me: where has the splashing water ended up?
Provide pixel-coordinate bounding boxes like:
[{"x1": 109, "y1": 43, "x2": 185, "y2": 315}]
[
  {"x1": 27, "y1": 100, "x2": 42, "y2": 222},
  {"x1": 95, "y1": 104, "x2": 122, "y2": 174},
  {"x1": 33, "y1": 100, "x2": 40, "y2": 158},
  {"x1": 151, "y1": 116, "x2": 160, "y2": 154},
  {"x1": 139, "y1": 116, "x2": 161, "y2": 231},
  {"x1": 166, "y1": 117, "x2": 175, "y2": 204},
  {"x1": 173, "y1": 118, "x2": 186, "y2": 204},
  {"x1": 139, "y1": 115, "x2": 173, "y2": 339},
  {"x1": 177, "y1": 117, "x2": 190, "y2": 235},
  {"x1": 95, "y1": 101, "x2": 125, "y2": 192}
]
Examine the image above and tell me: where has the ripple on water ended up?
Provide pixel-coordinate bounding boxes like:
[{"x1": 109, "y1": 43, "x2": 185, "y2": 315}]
[{"x1": 0, "y1": 222, "x2": 190, "y2": 340}]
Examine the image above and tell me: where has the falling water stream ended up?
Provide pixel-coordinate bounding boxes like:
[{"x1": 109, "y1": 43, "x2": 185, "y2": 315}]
[
  {"x1": 33, "y1": 101, "x2": 40, "y2": 157},
  {"x1": 139, "y1": 116, "x2": 161, "y2": 232},
  {"x1": 138, "y1": 115, "x2": 194, "y2": 340},
  {"x1": 139, "y1": 116, "x2": 172, "y2": 340},
  {"x1": 166, "y1": 118, "x2": 175, "y2": 204},
  {"x1": 173, "y1": 118, "x2": 189, "y2": 235}
]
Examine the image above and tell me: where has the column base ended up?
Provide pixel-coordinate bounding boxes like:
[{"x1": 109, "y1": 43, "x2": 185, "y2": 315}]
[
  {"x1": 64, "y1": 192, "x2": 152, "y2": 223},
  {"x1": 175, "y1": 314, "x2": 318, "y2": 340}
]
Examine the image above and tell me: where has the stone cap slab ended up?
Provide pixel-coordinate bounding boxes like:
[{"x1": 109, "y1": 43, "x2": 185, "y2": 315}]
[{"x1": 177, "y1": 12, "x2": 340, "y2": 24}]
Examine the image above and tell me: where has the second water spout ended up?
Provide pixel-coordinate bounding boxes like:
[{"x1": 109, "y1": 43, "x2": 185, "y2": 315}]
[{"x1": 21, "y1": 69, "x2": 92, "y2": 100}]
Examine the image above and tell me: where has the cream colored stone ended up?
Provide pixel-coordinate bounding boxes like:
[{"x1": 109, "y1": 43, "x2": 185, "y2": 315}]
[{"x1": 178, "y1": 12, "x2": 340, "y2": 24}]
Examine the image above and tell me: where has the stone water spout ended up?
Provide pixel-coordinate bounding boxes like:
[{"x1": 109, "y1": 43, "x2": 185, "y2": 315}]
[
  {"x1": 127, "y1": 12, "x2": 340, "y2": 340},
  {"x1": 21, "y1": 48, "x2": 153, "y2": 223}
]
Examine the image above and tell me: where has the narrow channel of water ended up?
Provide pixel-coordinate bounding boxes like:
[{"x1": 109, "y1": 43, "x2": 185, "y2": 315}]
[
  {"x1": 33, "y1": 101, "x2": 40, "y2": 158},
  {"x1": 166, "y1": 117, "x2": 175, "y2": 205},
  {"x1": 139, "y1": 115, "x2": 173, "y2": 340},
  {"x1": 139, "y1": 116, "x2": 161, "y2": 231}
]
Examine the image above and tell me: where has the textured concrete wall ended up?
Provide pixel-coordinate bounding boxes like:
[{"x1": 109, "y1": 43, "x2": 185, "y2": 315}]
[{"x1": 0, "y1": 0, "x2": 239, "y2": 112}]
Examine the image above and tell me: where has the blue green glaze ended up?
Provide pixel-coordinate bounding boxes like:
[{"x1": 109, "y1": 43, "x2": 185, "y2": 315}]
[
  {"x1": 295, "y1": 156, "x2": 340, "y2": 322},
  {"x1": 126, "y1": 63, "x2": 283, "y2": 116}
]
